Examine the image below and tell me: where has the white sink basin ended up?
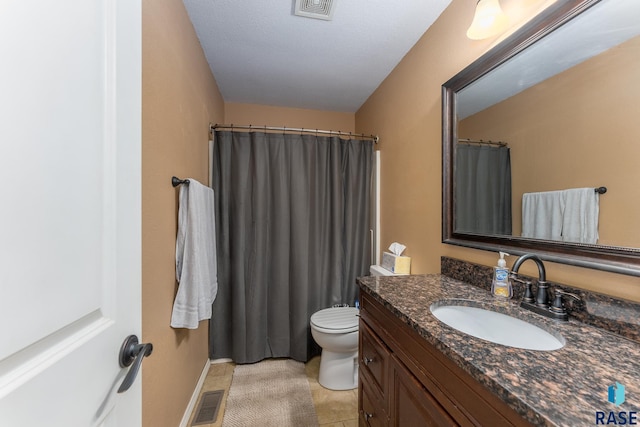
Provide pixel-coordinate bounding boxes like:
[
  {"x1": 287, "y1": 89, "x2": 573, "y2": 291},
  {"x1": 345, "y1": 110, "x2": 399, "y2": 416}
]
[{"x1": 430, "y1": 302, "x2": 564, "y2": 351}]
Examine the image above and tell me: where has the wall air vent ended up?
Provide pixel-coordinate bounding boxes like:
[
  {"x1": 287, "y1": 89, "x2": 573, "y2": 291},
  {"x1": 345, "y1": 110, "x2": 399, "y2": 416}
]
[{"x1": 294, "y1": 0, "x2": 336, "y2": 21}]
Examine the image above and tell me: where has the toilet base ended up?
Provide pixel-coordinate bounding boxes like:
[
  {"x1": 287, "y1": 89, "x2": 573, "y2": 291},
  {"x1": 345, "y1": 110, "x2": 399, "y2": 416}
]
[{"x1": 318, "y1": 349, "x2": 358, "y2": 390}]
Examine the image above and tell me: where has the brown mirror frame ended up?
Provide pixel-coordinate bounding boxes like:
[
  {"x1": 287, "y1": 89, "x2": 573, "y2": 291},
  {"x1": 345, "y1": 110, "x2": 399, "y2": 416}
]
[{"x1": 442, "y1": 0, "x2": 640, "y2": 277}]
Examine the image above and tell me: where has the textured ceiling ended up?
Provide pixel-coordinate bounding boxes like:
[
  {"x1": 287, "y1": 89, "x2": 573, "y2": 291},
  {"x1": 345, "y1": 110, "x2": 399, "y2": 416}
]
[{"x1": 182, "y1": 0, "x2": 452, "y2": 112}]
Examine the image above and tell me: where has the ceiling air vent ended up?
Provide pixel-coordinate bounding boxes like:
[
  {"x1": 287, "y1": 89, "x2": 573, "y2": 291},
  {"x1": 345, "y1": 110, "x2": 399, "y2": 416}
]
[{"x1": 294, "y1": 0, "x2": 336, "y2": 21}]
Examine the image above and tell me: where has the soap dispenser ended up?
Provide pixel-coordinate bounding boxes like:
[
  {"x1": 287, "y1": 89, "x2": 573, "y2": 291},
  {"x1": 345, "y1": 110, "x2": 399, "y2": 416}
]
[{"x1": 491, "y1": 252, "x2": 512, "y2": 299}]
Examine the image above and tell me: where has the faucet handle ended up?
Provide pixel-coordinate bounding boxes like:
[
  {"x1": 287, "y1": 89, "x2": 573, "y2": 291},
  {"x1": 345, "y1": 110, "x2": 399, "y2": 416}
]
[
  {"x1": 511, "y1": 276, "x2": 534, "y2": 303},
  {"x1": 555, "y1": 289, "x2": 581, "y2": 301},
  {"x1": 510, "y1": 275, "x2": 529, "y2": 284},
  {"x1": 550, "y1": 289, "x2": 581, "y2": 316}
]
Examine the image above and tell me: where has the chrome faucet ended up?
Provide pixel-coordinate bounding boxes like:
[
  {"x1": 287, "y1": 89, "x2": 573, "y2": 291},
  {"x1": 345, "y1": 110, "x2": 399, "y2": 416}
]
[{"x1": 510, "y1": 254, "x2": 576, "y2": 321}]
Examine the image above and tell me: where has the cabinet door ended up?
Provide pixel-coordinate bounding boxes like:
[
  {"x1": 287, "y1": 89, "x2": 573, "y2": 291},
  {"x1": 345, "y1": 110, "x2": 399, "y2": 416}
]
[
  {"x1": 360, "y1": 322, "x2": 389, "y2": 395},
  {"x1": 359, "y1": 321, "x2": 390, "y2": 426},
  {"x1": 360, "y1": 378, "x2": 388, "y2": 427},
  {"x1": 390, "y1": 356, "x2": 458, "y2": 427}
]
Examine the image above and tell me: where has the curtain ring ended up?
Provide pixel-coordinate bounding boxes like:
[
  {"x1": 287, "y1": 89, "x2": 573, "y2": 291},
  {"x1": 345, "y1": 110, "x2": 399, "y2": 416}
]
[{"x1": 249, "y1": 124, "x2": 252, "y2": 133}]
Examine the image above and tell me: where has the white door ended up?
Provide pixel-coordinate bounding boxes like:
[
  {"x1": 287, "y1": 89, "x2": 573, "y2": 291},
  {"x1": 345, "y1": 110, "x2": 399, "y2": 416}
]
[{"x1": 0, "y1": 1, "x2": 143, "y2": 426}]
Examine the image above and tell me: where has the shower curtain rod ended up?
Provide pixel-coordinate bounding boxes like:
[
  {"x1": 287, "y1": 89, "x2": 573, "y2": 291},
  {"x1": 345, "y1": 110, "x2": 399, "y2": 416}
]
[
  {"x1": 211, "y1": 124, "x2": 379, "y2": 144},
  {"x1": 458, "y1": 138, "x2": 507, "y2": 147}
]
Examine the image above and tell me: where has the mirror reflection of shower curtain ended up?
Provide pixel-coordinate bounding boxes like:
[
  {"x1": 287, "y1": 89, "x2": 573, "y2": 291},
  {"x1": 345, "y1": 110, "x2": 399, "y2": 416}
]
[
  {"x1": 455, "y1": 144, "x2": 512, "y2": 235},
  {"x1": 209, "y1": 130, "x2": 373, "y2": 364}
]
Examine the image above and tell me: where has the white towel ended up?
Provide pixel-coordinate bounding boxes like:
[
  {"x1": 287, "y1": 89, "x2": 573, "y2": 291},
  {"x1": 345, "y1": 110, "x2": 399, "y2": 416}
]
[
  {"x1": 171, "y1": 179, "x2": 218, "y2": 329},
  {"x1": 521, "y1": 190, "x2": 565, "y2": 240},
  {"x1": 561, "y1": 188, "x2": 599, "y2": 244}
]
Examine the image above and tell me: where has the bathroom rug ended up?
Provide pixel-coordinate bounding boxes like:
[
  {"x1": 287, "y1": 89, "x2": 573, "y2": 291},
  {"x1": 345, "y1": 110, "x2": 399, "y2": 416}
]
[{"x1": 222, "y1": 358, "x2": 319, "y2": 427}]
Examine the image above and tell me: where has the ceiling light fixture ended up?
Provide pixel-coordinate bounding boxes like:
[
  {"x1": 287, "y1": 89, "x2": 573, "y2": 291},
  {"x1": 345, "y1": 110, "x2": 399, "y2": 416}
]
[{"x1": 466, "y1": 0, "x2": 509, "y2": 40}]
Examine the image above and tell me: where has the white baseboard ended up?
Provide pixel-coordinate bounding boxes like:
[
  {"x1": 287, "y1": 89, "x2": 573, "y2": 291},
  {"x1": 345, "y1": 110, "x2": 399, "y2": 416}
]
[{"x1": 179, "y1": 359, "x2": 211, "y2": 427}]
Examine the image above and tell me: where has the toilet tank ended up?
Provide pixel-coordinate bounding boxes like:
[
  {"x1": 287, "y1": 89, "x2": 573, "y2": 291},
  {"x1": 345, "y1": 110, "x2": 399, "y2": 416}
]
[{"x1": 370, "y1": 265, "x2": 399, "y2": 276}]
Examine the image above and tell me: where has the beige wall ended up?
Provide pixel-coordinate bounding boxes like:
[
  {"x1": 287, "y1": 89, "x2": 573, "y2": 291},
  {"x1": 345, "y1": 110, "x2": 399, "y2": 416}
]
[
  {"x1": 225, "y1": 102, "x2": 355, "y2": 132},
  {"x1": 460, "y1": 35, "x2": 640, "y2": 246},
  {"x1": 142, "y1": 1, "x2": 224, "y2": 426},
  {"x1": 356, "y1": 0, "x2": 640, "y2": 302}
]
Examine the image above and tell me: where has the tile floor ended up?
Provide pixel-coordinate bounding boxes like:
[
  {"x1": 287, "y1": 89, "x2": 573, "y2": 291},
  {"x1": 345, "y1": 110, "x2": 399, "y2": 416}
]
[{"x1": 186, "y1": 356, "x2": 358, "y2": 427}]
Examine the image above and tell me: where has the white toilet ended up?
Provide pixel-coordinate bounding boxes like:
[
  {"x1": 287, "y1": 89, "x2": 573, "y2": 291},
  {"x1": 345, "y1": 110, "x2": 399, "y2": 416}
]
[
  {"x1": 310, "y1": 265, "x2": 400, "y2": 390},
  {"x1": 310, "y1": 306, "x2": 360, "y2": 390}
]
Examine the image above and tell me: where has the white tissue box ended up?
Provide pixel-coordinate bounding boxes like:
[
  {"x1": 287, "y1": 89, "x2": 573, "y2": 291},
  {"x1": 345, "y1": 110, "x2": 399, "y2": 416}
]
[{"x1": 381, "y1": 252, "x2": 411, "y2": 275}]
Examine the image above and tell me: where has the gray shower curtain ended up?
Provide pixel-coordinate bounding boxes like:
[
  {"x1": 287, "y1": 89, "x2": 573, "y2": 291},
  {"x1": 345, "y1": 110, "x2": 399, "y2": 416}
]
[
  {"x1": 455, "y1": 144, "x2": 512, "y2": 235},
  {"x1": 209, "y1": 130, "x2": 373, "y2": 363}
]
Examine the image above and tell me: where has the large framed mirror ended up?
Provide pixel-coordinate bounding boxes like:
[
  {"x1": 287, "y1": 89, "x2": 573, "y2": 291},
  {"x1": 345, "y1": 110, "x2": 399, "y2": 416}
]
[{"x1": 442, "y1": 0, "x2": 640, "y2": 276}]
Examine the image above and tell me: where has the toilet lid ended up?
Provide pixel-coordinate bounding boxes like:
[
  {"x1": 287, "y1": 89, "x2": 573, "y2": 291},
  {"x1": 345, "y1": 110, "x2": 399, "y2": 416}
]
[{"x1": 310, "y1": 307, "x2": 359, "y2": 331}]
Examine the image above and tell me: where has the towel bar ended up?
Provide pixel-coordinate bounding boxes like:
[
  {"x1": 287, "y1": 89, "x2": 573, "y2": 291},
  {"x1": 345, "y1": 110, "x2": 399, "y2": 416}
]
[
  {"x1": 172, "y1": 176, "x2": 190, "y2": 187},
  {"x1": 595, "y1": 187, "x2": 607, "y2": 194}
]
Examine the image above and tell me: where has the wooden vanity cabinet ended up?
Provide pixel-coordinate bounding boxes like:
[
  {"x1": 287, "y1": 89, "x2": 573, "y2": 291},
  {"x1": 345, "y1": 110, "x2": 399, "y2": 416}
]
[{"x1": 358, "y1": 291, "x2": 532, "y2": 427}]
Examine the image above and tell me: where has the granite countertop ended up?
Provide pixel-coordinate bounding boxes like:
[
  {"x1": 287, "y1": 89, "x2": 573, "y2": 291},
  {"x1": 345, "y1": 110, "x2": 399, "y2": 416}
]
[{"x1": 358, "y1": 274, "x2": 640, "y2": 427}]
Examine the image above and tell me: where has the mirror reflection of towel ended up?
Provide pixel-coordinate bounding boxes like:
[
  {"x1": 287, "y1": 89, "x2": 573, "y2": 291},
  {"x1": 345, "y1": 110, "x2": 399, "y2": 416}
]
[
  {"x1": 561, "y1": 188, "x2": 599, "y2": 244},
  {"x1": 522, "y1": 191, "x2": 564, "y2": 241},
  {"x1": 521, "y1": 188, "x2": 599, "y2": 244}
]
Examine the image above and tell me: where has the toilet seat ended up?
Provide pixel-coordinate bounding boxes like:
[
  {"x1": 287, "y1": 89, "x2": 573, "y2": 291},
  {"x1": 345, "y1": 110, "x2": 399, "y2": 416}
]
[{"x1": 310, "y1": 307, "x2": 359, "y2": 334}]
